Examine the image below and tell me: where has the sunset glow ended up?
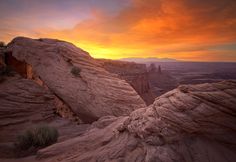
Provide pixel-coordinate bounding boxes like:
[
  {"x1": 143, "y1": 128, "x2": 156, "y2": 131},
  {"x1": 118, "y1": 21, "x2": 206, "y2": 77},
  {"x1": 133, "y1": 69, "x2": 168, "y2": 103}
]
[{"x1": 1, "y1": 0, "x2": 236, "y2": 61}]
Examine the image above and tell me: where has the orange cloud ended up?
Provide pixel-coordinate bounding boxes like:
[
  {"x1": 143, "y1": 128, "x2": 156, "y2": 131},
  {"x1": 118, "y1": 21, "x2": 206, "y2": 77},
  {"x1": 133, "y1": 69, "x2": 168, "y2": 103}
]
[{"x1": 1, "y1": 0, "x2": 236, "y2": 61}]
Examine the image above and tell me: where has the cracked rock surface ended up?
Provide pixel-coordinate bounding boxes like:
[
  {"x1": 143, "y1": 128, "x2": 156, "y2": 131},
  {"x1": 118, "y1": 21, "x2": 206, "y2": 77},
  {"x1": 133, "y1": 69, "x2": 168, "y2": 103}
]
[{"x1": 37, "y1": 81, "x2": 236, "y2": 162}]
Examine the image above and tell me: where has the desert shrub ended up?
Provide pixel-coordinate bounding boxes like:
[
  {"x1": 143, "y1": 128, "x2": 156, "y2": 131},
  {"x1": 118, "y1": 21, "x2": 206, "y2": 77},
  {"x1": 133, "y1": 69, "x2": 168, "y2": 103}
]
[
  {"x1": 71, "y1": 66, "x2": 81, "y2": 77},
  {"x1": 15, "y1": 125, "x2": 59, "y2": 150}
]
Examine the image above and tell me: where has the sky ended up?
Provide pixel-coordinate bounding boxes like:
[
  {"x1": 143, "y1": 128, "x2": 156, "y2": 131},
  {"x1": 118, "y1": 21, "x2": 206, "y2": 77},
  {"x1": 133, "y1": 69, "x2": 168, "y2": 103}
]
[{"x1": 1, "y1": 0, "x2": 236, "y2": 61}]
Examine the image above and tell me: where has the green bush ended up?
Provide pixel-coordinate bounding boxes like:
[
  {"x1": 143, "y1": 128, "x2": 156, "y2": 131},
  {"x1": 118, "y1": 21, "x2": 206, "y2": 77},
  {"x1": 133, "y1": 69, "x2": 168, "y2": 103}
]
[
  {"x1": 71, "y1": 66, "x2": 81, "y2": 77},
  {"x1": 15, "y1": 125, "x2": 59, "y2": 150}
]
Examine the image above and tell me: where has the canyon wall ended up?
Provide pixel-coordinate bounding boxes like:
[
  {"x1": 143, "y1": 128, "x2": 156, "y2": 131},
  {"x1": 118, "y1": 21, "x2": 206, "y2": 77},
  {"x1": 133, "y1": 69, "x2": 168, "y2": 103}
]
[
  {"x1": 99, "y1": 60, "x2": 178, "y2": 105},
  {"x1": 99, "y1": 59, "x2": 155, "y2": 105},
  {"x1": 147, "y1": 63, "x2": 178, "y2": 96}
]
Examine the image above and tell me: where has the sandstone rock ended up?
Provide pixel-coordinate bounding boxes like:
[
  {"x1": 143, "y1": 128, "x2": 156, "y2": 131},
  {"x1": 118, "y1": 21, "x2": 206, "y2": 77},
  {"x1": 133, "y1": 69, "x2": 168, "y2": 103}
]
[
  {"x1": 0, "y1": 75, "x2": 90, "y2": 158},
  {"x1": 0, "y1": 75, "x2": 56, "y2": 143},
  {"x1": 100, "y1": 60, "x2": 179, "y2": 105},
  {"x1": 7, "y1": 37, "x2": 146, "y2": 123},
  {"x1": 99, "y1": 59, "x2": 155, "y2": 105},
  {"x1": 0, "y1": 47, "x2": 6, "y2": 76},
  {"x1": 37, "y1": 81, "x2": 236, "y2": 162}
]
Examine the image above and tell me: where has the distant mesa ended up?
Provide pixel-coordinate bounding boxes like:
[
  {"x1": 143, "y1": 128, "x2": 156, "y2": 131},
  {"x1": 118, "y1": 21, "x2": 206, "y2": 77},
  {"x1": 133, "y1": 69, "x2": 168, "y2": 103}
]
[{"x1": 120, "y1": 57, "x2": 179, "y2": 63}]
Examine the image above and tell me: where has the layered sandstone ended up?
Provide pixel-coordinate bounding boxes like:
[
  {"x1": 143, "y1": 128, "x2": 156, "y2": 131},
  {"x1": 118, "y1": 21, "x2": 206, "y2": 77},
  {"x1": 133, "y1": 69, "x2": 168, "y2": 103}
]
[
  {"x1": 99, "y1": 59, "x2": 155, "y2": 105},
  {"x1": 0, "y1": 47, "x2": 6, "y2": 75},
  {"x1": 0, "y1": 75, "x2": 56, "y2": 143},
  {"x1": 37, "y1": 81, "x2": 236, "y2": 162},
  {"x1": 6, "y1": 37, "x2": 146, "y2": 123},
  {"x1": 0, "y1": 75, "x2": 90, "y2": 158}
]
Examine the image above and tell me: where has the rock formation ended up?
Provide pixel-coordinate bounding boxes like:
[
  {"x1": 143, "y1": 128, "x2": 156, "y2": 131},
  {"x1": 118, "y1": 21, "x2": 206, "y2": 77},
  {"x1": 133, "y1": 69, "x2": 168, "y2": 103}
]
[
  {"x1": 99, "y1": 61, "x2": 179, "y2": 104},
  {"x1": 148, "y1": 63, "x2": 178, "y2": 96},
  {"x1": 0, "y1": 74, "x2": 90, "y2": 158},
  {"x1": 0, "y1": 46, "x2": 6, "y2": 75},
  {"x1": 6, "y1": 37, "x2": 146, "y2": 123},
  {"x1": 37, "y1": 81, "x2": 236, "y2": 162},
  {"x1": 99, "y1": 59, "x2": 155, "y2": 105},
  {"x1": 1, "y1": 37, "x2": 235, "y2": 162},
  {"x1": 0, "y1": 75, "x2": 55, "y2": 144}
]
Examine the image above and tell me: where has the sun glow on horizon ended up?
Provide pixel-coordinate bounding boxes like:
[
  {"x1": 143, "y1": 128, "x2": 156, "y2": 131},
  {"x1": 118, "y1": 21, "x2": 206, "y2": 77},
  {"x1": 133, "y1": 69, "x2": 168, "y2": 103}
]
[{"x1": 1, "y1": 0, "x2": 236, "y2": 62}]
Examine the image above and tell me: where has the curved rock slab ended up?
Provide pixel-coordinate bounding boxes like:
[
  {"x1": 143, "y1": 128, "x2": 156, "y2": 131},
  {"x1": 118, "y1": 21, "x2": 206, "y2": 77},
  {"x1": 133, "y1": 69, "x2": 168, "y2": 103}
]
[
  {"x1": 38, "y1": 81, "x2": 236, "y2": 162},
  {"x1": 7, "y1": 37, "x2": 146, "y2": 123},
  {"x1": 0, "y1": 75, "x2": 91, "y2": 158},
  {"x1": 0, "y1": 75, "x2": 56, "y2": 144}
]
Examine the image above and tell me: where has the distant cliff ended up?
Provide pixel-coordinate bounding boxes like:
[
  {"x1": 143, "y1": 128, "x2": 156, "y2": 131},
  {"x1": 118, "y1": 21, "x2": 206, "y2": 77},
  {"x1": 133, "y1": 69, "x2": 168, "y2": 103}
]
[
  {"x1": 120, "y1": 57, "x2": 178, "y2": 63},
  {"x1": 99, "y1": 59, "x2": 155, "y2": 105},
  {"x1": 147, "y1": 63, "x2": 178, "y2": 96},
  {"x1": 99, "y1": 60, "x2": 178, "y2": 105}
]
